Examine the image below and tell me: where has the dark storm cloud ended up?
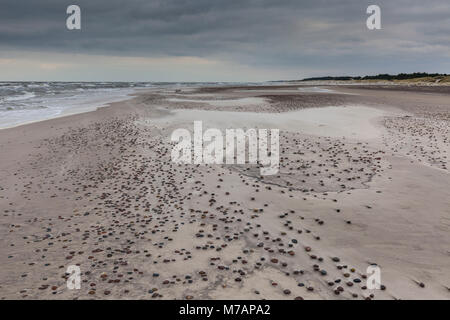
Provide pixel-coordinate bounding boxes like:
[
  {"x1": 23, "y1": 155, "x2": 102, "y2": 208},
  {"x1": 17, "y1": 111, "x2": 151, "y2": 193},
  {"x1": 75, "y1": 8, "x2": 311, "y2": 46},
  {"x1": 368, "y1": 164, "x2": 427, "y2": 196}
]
[{"x1": 0, "y1": 0, "x2": 449, "y2": 77}]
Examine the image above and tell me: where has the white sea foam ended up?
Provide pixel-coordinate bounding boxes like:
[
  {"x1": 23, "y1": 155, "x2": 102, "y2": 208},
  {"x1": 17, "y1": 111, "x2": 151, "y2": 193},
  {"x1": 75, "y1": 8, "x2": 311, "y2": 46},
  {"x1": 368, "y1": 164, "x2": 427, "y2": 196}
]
[{"x1": 4, "y1": 91, "x2": 36, "y2": 101}]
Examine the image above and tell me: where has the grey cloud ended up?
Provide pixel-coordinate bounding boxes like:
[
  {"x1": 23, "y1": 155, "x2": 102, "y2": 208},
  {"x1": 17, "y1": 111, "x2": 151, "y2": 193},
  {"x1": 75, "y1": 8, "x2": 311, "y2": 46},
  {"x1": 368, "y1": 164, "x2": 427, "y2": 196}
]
[{"x1": 0, "y1": 0, "x2": 449, "y2": 78}]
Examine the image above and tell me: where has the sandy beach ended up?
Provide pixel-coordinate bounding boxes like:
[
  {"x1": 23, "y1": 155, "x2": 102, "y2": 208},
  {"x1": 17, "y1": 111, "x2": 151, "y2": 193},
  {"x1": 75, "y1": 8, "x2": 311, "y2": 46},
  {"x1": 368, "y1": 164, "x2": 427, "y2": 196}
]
[{"x1": 0, "y1": 84, "x2": 449, "y2": 300}]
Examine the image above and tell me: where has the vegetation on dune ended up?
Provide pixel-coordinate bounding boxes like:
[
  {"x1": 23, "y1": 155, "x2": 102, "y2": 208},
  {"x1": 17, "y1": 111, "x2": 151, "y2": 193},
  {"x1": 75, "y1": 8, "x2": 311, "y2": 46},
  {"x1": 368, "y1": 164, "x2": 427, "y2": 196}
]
[{"x1": 301, "y1": 73, "x2": 450, "y2": 83}]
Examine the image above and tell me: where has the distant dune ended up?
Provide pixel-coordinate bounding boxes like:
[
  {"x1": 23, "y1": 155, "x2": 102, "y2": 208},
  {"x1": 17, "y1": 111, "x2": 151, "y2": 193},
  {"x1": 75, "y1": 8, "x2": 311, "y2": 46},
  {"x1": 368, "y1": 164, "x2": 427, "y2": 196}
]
[{"x1": 298, "y1": 73, "x2": 450, "y2": 85}]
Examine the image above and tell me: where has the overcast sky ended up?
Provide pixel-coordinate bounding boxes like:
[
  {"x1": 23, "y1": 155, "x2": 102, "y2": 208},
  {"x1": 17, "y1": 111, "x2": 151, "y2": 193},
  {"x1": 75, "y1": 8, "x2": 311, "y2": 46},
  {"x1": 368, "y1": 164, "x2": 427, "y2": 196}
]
[{"x1": 1, "y1": 0, "x2": 449, "y2": 81}]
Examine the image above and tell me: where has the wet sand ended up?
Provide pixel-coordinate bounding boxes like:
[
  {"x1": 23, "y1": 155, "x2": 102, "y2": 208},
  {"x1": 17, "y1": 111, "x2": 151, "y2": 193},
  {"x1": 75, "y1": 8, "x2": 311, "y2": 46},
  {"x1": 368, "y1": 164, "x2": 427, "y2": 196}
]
[{"x1": 0, "y1": 84, "x2": 449, "y2": 300}]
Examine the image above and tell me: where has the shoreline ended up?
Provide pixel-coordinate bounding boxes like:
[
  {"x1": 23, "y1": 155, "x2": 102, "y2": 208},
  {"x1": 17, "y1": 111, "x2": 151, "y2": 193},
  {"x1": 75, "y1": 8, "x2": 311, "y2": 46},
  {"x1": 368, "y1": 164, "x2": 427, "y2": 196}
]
[{"x1": 0, "y1": 89, "x2": 144, "y2": 131}]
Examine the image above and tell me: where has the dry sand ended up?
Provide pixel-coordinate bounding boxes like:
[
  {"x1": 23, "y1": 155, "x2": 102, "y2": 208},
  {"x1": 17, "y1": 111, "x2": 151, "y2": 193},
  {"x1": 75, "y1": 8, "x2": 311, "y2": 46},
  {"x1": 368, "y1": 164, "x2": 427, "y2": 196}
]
[{"x1": 0, "y1": 84, "x2": 449, "y2": 300}]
